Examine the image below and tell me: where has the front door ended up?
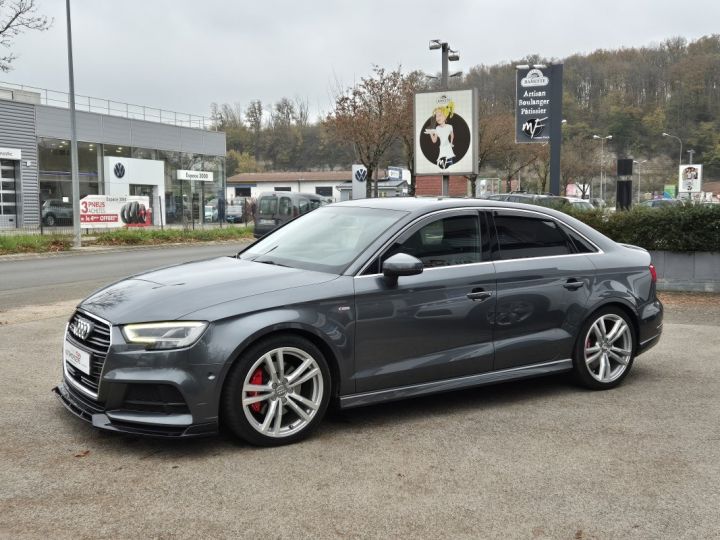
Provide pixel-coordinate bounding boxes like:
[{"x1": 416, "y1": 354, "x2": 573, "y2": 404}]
[{"x1": 353, "y1": 210, "x2": 496, "y2": 392}]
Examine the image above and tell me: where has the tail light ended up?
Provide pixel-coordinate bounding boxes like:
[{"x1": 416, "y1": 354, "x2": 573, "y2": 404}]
[{"x1": 649, "y1": 264, "x2": 657, "y2": 283}]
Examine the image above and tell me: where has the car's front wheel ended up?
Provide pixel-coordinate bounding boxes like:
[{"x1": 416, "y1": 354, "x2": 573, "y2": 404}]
[
  {"x1": 44, "y1": 213, "x2": 56, "y2": 226},
  {"x1": 221, "y1": 335, "x2": 331, "y2": 446},
  {"x1": 573, "y1": 308, "x2": 636, "y2": 389}
]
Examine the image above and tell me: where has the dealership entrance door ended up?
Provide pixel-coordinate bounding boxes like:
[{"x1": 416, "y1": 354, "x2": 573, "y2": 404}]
[{"x1": 0, "y1": 160, "x2": 18, "y2": 229}]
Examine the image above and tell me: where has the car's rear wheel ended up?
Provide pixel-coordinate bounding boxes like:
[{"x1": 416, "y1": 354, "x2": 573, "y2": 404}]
[
  {"x1": 44, "y1": 213, "x2": 56, "y2": 226},
  {"x1": 221, "y1": 335, "x2": 331, "y2": 446},
  {"x1": 573, "y1": 308, "x2": 635, "y2": 389}
]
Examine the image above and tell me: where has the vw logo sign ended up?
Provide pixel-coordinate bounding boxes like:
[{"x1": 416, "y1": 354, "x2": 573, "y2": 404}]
[
  {"x1": 114, "y1": 163, "x2": 126, "y2": 179},
  {"x1": 69, "y1": 317, "x2": 94, "y2": 341},
  {"x1": 354, "y1": 168, "x2": 367, "y2": 183}
]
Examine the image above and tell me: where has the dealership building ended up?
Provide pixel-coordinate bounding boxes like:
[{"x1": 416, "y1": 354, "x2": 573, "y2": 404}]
[{"x1": 0, "y1": 84, "x2": 226, "y2": 229}]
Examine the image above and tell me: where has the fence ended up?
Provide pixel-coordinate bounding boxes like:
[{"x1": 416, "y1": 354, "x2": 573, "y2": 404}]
[
  {"x1": 0, "y1": 194, "x2": 256, "y2": 236},
  {"x1": 0, "y1": 81, "x2": 216, "y2": 130}
]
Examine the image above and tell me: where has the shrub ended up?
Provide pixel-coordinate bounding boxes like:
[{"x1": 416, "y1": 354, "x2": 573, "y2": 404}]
[{"x1": 566, "y1": 205, "x2": 720, "y2": 252}]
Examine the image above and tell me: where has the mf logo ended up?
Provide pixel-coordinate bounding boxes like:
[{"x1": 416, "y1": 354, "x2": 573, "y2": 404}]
[
  {"x1": 114, "y1": 163, "x2": 126, "y2": 178},
  {"x1": 522, "y1": 117, "x2": 548, "y2": 139}
]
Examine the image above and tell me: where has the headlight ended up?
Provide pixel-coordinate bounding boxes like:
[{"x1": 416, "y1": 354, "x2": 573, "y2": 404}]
[{"x1": 121, "y1": 321, "x2": 208, "y2": 350}]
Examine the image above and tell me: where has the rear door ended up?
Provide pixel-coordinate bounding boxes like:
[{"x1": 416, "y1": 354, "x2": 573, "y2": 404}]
[{"x1": 489, "y1": 208, "x2": 596, "y2": 369}]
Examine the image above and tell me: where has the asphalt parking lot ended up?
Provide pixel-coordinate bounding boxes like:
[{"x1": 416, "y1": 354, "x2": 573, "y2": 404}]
[{"x1": 1, "y1": 294, "x2": 719, "y2": 539}]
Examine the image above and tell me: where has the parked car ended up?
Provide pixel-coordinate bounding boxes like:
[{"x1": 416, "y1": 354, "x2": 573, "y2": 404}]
[
  {"x1": 225, "y1": 198, "x2": 245, "y2": 223},
  {"x1": 253, "y1": 191, "x2": 325, "y2": 238},
  {"x1": 42, "y1": 199, "x2": 73, "y2": 226},
  {"x1": 639, "y1": 199, "x2": 684, "y2": 209},
  {"x1": 54, "y1": 198, "x2": 663, "y2": 446}
]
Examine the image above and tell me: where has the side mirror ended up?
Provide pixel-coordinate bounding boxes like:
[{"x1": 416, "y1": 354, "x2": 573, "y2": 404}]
[{"x1": 382, "y1": 253, "x2": 423, "y2": 283}]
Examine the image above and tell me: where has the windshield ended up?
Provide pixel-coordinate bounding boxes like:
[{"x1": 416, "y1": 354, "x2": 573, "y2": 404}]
[
  {"x1": 571, "y1": 201, "x2": 594, "y2": 211},
  {"x1": 241, "y1": 206, "x2": 406, "y2": 274}
]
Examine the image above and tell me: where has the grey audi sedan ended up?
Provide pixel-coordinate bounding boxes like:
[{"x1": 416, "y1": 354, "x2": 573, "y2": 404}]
[{"x1": 54, "y1": 198, "x2": 663, "y2": 446}]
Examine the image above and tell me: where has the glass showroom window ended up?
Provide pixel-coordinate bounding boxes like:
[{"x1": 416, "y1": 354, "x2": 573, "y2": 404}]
[{"x1": 38, "y1": 139, "x2": 100, "y2": 217}]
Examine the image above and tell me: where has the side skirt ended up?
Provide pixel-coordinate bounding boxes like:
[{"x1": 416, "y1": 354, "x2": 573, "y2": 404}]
[{"x1": 339, "y1": 359, "x2": 573, "y2": 409}]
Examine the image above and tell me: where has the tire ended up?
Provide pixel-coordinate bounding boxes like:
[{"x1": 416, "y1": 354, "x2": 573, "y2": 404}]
[
  {"x1": 44, "y1": 213, "x2": 56, "y2": 227},
  {"x1": 221, "y1": 334, "x2": 331, "y2": 446},
  {"x1": 573, "y1": 307, "x2": 636, "y2": 390}
]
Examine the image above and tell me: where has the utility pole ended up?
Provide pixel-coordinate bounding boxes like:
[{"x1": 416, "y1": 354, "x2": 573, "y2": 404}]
[
  {"x1": 687, "y1": 149, "x2": 695, "y2": 164},
  {"x1": 66, "y1": 0, "x2": 81, "y2": 248}
]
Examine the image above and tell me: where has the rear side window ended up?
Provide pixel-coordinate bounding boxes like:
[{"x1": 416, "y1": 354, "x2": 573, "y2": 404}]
[
  {"x1": 494, "y1": 214, "x2": 574, "y2": 260},
  {"x1": 258, "y1": 197, "x2": 277, "y2": 215},
  {"x1": 278, "y1": 197, "x2": 292, "y2": 216},
  {"x1": 560, "y1": 224, "x2": 598, "y2": 253},
  {"x1": 299, "y1": 198, "x2": 310, "y2": 214}
]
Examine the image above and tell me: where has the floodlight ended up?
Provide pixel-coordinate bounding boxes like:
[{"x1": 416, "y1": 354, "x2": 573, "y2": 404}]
[{"x1": 429, "y1": 39, "x2": 442, "y2": 50}]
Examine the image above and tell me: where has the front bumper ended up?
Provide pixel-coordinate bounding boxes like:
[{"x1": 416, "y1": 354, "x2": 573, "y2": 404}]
[{"x1": 53, "y1": 379, "x2": 218, "y2": 438}]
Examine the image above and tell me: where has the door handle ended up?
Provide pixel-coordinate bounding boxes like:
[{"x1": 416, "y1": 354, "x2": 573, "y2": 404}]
[
  {"x1": 467, "y1": 289, "x2": 492, "y2": 302},
  {"x1": 563, "y1": 279, "x2": 584, "y2": 291}
]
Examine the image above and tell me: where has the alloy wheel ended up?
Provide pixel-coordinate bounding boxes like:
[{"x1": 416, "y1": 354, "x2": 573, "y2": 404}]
[
  {"x1": 241, "y1": 347, "x2": 324, "y2": 438},
  {"x1": 584, "y1": 313, "x2": 633, "y2": 383}
]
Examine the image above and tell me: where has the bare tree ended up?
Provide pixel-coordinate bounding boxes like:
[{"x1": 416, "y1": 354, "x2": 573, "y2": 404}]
[
  {"x1": 325, "y1": 66, "x2": 406, "y2": 197},
  {"x1": 245, "y1": 100, "x2": 263, "y2": 160},
  {"x1": 0, "y1": 0, "x2": 51, "y2": 72},
  {"x1": 397, "y1": 70, "x2": 427, "y2": 196}
]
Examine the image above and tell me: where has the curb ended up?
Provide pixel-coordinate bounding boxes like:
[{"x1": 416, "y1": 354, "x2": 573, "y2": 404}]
[{"x1": 0, "y1": 239, "x2": 253, "y2": 262}]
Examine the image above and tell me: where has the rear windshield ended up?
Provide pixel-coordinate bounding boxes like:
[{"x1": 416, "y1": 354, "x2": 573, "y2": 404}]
[{"x1": 258, "y1": 197, "x2": 278, "y2": 215}]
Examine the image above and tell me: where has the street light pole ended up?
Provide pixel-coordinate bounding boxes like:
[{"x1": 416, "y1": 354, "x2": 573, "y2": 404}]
[
  {"x1": 429, "y1": 39, "x2": 459, "y2": 197},
  {"x1": 66, "y1": 0, "x2": 81, "y2": 248},
  {"x1": 633, "y1": 159, "x2": 647, "y2": 203},
  {"x1": 687, "y1": 149, "x2": 695, "y2": 164},
  {"x1": 662, "y1": 132, "x2": 683, "y2": 167},
  {"x1": 593, "y1": 134, "x2": 612, "y2": 203}
]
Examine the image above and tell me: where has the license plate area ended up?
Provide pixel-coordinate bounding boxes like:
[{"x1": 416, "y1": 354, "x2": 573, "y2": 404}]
[
  {"x1": 258, "y1": 218, "x2": 275, "y2": 225},
  {"x1": 64, "y1": 339, "x2": 91, "y2": 375}
]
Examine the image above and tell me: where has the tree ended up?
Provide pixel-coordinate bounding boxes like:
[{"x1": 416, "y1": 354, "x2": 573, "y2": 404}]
[
  {"x1": 0, "y1": 0, "x2": 51, "y2": 72},
  {"x1": 245, "y1": 100, "x2": 263, "y2": 160},
  {"x1": 473, "y1": 111, "x2": 512, "y2": 196},
  {"x1": 325, "y1": 66, "x2": 406, "y2": 197},
  {"x1": 561, "y1": 138, "x2": 598, "y2": 198},
  {"x1": 396, "y1": 70, "x2": 427, "y2": 196}
]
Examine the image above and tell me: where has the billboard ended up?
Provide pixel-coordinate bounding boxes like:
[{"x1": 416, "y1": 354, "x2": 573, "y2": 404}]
[
  {"x1": 80, "y1": 195, "x2": 152, "y2": 228},
  {"x1": 678, "y1": 164, "x2": 703, "y2": 193},
  {"x1": 515, "y1": 67, "x2": 554, "y2": 143},
  {"x1": 414, "y1": 89, "x2": 477, "y2": 176}
]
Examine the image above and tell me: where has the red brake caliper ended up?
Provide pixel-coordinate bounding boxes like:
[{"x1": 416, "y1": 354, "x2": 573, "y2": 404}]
[{"x1": 249, "y1": 368, "x2": 264, "y2": 413}]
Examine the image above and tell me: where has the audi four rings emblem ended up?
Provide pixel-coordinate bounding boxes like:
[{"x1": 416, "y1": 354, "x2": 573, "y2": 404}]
[
  {"x1": 114, "y1": 163, "x2": 126, "y2": 178},
  {"x1": 70, "y1": 317, "x2": 94, "y2": 341}
]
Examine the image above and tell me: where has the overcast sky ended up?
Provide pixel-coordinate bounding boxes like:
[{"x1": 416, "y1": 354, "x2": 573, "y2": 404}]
[{"x1": 4, "y1": 0, "x2": 720, "y2": 121}]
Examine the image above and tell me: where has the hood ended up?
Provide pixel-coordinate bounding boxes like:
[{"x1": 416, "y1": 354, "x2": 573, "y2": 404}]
[{"x1": 79, "y1": 257, "x2": 336, "y2": 324}]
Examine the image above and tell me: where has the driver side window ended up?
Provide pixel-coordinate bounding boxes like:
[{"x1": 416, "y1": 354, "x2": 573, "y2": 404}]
[{"x1": 364, "y1": 214, "x2": 481, "y2": 274}]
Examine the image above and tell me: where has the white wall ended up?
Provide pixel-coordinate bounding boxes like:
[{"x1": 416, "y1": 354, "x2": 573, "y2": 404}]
[{"x1": 228, "y1": 180, "x2": 345, "y2": 201}]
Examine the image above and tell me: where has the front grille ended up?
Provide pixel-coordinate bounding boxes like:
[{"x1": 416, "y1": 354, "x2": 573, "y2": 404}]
[{"x1": 65, "y1": 310, "x2": 111, "y2": 395}]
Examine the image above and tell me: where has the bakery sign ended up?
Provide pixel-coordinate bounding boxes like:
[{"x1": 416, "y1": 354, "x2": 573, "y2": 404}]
[{"x1": 515, "y1": 68, "x2": 553, "y2": 143}]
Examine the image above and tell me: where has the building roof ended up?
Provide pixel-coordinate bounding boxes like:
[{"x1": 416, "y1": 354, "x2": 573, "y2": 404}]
[{"x1": 228, "y1": 170, "x2": 361, "y2": 184}]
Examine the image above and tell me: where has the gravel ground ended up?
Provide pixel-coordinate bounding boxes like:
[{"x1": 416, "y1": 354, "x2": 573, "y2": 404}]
[{"x1": 0, "y1": 297, "x2": 719, "y2": 539}]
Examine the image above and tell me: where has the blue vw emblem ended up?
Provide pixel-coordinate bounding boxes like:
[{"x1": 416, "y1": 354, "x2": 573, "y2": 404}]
[
  {"x1": 114, "y1": 163, "x2": 126, "y2": 178},
  {"x1": 354, "y1": 168, "x2": 367, "y2": 182}
]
